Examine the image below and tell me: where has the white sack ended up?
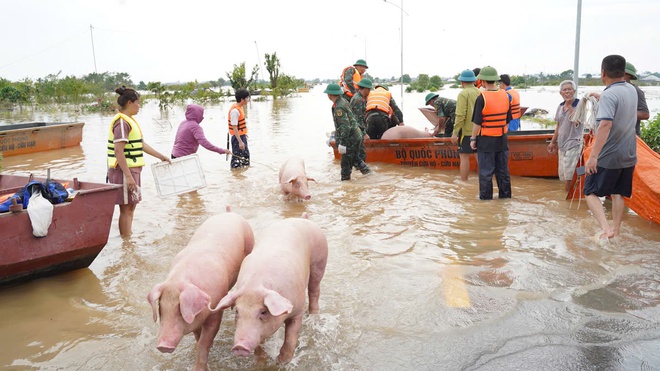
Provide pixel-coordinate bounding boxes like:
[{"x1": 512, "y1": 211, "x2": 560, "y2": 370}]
[{"x1": 27, "y1": 188, "x2": 54, "y2": 237}]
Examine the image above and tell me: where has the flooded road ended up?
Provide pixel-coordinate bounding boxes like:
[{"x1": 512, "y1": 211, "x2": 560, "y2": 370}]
[{"x1": 1, "y1": 87, "x2": 659, "y2": 370}]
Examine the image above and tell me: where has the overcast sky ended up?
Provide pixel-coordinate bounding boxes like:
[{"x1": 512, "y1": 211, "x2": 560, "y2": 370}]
[{"x1": 1, "y1": 0, "x2": 658, "y2": 84}]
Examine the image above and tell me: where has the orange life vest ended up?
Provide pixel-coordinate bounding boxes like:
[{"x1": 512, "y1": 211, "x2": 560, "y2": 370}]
[
  {"x1": 365, "y1": 87, "x2": 393, "y2": 115},
  {"x1": 506, "y1": 87, "x2": 521, "y2": 119},
  {"x1": 227, "y1": 103, "x2": 247, "y2": 136},
  {"x1": 339, "y1": 66, "x2": 362, "y2": 98},
  {"x1": 479, "y1": 89, "x2": 510, "y2": 137}
]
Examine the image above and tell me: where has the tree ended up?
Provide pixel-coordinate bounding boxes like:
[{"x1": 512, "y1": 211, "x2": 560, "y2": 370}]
[
  {"x1": 138, "y1": 81, "x2": 147, "y2": 90},
  {"x1": 402, "y1": 74, "x2": 411, "y2": 84},
  {"x1": 264, "y1": 52, "x2": 281, "y2": 88},
  {"x1": 226, "y1": 62, "x2": 259, "y2": 91}
]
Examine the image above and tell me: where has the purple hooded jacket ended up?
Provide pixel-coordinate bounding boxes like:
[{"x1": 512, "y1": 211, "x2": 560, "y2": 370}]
[{"x1": 171, "y1": 104, "x2": 227, "y2": 158}]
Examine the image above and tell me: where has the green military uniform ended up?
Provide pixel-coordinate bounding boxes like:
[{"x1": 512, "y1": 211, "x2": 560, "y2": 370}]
[
  {"x1": 342, "y1": 66, "x2": 359, "y2": 100},
  {"x1": 350, "y1": 90, "x2": 367, "y2": 135},
  {"x1": 332, "y1": 96, "x2": 370, "y2": 180},
  {"x1": 432, "y1": 97, "x2": 457, "y2": 137}
]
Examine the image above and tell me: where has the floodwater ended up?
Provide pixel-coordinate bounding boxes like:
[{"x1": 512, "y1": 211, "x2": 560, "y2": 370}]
[{"x1": 1, "y1": 86, "x2": 659, "y2": 371}]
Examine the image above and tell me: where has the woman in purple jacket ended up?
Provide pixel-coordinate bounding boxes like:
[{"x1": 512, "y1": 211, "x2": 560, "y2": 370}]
[{"x1": 171, "y1": 104, "x2": 232, "y2": 159}]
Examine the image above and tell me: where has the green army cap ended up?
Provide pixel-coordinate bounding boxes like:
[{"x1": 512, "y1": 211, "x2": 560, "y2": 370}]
[
  {"x1": 354, "y1": 59, "x2": 369, "y2": 68},
  {"x1": 324, "y1": 83, "x2": 343, "y2": 95},
  {"x1": 357, "y1": 78, "x2": 373, "y2": 89},
  {"x1": 625, "y1": 62, "x2": 638, "y2": 80},
  {"x1": 477, "y1": 66, "x2": 500, "y2": 82},
  {"x1": 425, "y1": 93, "x2": 439, "y2": 105}
]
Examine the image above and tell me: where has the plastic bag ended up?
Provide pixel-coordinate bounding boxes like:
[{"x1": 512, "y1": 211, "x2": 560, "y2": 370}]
[{"x1": 27, "y1": 188, "x2": 54, "y2": 237}]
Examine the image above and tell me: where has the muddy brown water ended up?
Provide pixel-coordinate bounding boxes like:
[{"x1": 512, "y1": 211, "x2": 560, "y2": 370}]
[{"x1": 1, "y1": 88, "x2": 659, "y2": 370}]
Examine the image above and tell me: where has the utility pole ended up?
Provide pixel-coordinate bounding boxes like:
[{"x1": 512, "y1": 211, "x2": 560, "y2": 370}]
[
  {"x1": 90, "y1": 24, "x2": 97, "y2": 73},
  {"x1": 383, "y1": 0, "x2": 408, "y2": 109},
  {"x1": 573, "y1": 0, "x2": 582, "y2": 94},
  {"x1": 254, "y1": 41, "x2": 264, "y2": 83}
]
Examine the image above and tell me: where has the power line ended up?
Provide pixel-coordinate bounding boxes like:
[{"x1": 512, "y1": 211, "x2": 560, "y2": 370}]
[{"x1": 0, "y1": 31, "x2": 87, "y2": 72}]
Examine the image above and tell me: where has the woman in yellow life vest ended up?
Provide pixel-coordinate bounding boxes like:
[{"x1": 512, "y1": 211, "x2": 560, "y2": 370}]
[{"x1": 107, "y1": 86, "x2": 170, "y2": 237}]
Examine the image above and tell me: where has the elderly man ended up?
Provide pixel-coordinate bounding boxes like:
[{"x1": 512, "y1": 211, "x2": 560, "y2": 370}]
[{"x1": 547, "y1": 80, "x2": 583, "y2": 192}]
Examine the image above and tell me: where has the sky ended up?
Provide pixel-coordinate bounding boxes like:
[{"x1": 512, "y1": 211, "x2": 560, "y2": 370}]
[{"x1": 1, "y1": 0, "x2": 659, "y2": 84}]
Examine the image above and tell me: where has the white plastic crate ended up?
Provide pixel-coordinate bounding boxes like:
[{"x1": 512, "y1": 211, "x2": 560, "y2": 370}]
[{"x1": 151, "y1": 154, "x2": 206, "y2": 198}]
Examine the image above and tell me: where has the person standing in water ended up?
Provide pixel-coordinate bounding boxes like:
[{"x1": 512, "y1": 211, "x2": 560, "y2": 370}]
[{"x1": 107, "y1": 86, "x2": 170, "y2": 237}]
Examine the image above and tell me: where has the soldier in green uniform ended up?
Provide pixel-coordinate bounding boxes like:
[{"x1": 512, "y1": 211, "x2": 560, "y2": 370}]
[
  {"x1": 350, "y1": 78, "x2": 373, "y2": 136},
  {"x1": 424, "y1": 93, "x2": 457, "y2": 137},
  {"x1": 324, "y1": 83, "x2": 371, "y2": 181}
]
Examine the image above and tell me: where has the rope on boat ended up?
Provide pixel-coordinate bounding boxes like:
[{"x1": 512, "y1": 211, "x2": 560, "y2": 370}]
[
  {"x1": 570, "y1": 94, "x2": 599, "y2": 131},
  {"x1": 568, "y1": 93, "x2": 599, "y2": 210}
]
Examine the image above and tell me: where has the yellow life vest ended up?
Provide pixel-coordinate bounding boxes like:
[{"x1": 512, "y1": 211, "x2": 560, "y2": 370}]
[
  {"x1": 107, "y1": 113, "x2": 145, "y2": 168},
  {"x1": 227, "y1": 103, "x2": 247, "y2": 136},
  {"x1": 479, "y1": 89, "x2": 510, "y2": 137},
  {"x1": 365, "y1": 87, "x2": 393, "y2": 115},
  {"x1": 339, "y1": 66, "x2": 362, "y2": 98}
]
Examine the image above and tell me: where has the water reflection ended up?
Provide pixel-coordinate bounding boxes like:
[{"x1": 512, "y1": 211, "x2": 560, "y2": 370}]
[{"x1": 1, "y1": 91, "x2": 659, "y2": 370}]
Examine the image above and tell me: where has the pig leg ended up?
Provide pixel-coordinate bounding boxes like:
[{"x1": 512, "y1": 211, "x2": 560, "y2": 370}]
[
  {"x1": 277, "y1": 314, "x2": 303, "y2": 364},
  {"x1": 193, "y1": 311, "x2": 223, "y2": 371},
  {"x1": 308, "y1": 258, "x2": 327, "y2": 314}
]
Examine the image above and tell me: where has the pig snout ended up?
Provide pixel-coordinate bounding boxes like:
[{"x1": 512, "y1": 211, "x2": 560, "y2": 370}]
[
  {"x1": 157, "y1": 343, "x2": 176, "y2": 353},
  {"x1": 303, "y1": 194, "x2": 311, "y2": 200},
  {"x1": 231, "y1": 343, "x2": 252, "y2": 357}
]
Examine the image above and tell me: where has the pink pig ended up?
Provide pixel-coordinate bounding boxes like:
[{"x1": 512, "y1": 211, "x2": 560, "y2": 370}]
[
  {"x1": 147, "y1": 207, "x2": 254, "y2": 371},
  {"x1": 279, "y1": 157, "x2": 315, "y2": 200},
  {"x1": 381, "y1": 125, "x2": 433, "y2": 139},
  {"x1": 210, "y1": 213, "x2": 328, "y2": 364}
]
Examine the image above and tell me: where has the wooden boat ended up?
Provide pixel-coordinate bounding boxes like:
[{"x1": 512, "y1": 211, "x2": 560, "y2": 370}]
[
  {"x1": 0, "y1": 122, "x2": 84, "y2": 157},
  {"x1": 0, "y1": 174, "x2": 120, "y2": 286},
  {"x1": 330, "y1": 129, "x2": 560, "y2": 177}
]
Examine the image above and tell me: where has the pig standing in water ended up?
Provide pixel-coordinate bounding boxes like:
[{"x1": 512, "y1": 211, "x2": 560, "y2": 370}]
[
  {"x1": 210, "y1": 213, "x2": 328, "y2": 364},
  {"x1": 279, "y1": 157, "x2": 315, "y2": 200},
  {"x1": 147, "y1": 206, "x2": 254, "y2": 371},
  {"x1": 381, "y1": 125, "x2": 433, "y2": 139}
]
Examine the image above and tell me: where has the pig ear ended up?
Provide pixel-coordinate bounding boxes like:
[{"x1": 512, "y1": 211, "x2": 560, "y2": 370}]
[
  {"x1": 147, "y1": 283, "x2": 165, "y2": 322},
  {"x1": 179, "y1": 283, "x2": 211, "y2": 324},
  {"x1": 263, "y1": 289, "x2": 293, "y2": 316},
  {"x1": 212, "y1": 291, "x2": 238, "y2": 312}
]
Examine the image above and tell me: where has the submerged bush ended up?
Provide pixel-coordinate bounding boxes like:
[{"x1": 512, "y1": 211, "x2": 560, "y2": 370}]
[{"x1": 640, "y1": 113, "x2": 660, "y2": 153}]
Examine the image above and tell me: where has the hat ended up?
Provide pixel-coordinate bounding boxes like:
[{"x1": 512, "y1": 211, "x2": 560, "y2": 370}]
[
  {"x1": 457, "y1": 69, "x2": 477, "y2": 82},
  {"x1": 476, "y1": 66, "x2": 500, "y2": 82},
  {"x1": 357, "y1": 78, "x2": 373, "y2": 89},
  {"x1": 375, "y1": 84, "x2": 389, "y2": 91},
  {"x1": 323, "y1": 83, "x2": 343, "y2": 95},
  {"x1": 425, "y1": 93, "x2": 439, "y2": 105},
  {"x1": 625, "y1": 62, "x2": 638, "y2": 80},
  {"x1": 353, "y1": 59, "x2": 369, "y2": 68}
]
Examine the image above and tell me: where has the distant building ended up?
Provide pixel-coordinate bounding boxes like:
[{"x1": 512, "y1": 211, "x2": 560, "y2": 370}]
[{"x1": 640, "y1": 74, "x2": 660, "y2": 83}]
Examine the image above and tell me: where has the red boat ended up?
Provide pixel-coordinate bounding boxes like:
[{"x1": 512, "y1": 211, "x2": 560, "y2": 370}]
[
  {"x1": 0, "y1": 174, "x2": 120, "y2": 286},
  {"x1": 330, "y1": 129, "x2": 560, "y2": 177}
]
